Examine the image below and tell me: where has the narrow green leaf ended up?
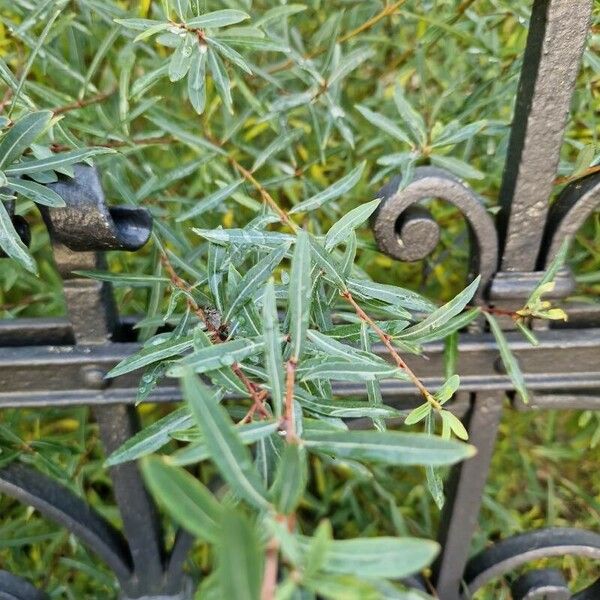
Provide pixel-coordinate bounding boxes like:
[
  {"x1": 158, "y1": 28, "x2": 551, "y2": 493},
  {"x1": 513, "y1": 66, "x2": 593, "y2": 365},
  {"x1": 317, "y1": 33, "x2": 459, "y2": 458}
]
[
  {"x1": 182, "y1": 370, "x2": 270, "y2": 508},
  {"x1": 404, "y1": 403, "x2": 431, "y2": 426},
  {"x1": 0, "y1": 200, "x2": 36, "y2": 273},
  {"x1": 167, "y1": 337, "x2": 266, "y2": 377},
  {"x1": 485, "y1": 313, "x2": 529, "y2": 404},
  {"x1": 325, "y1": 198, "x2": 380, "y2": 251},
  {"x1": 309, "y1": 237, "x2": 346, "y2": 290},
  {"x1": 412, "y1": 307, "x2": 480, "y2": 345},
  {"x1": 134, "y1": 22, "x2": 171, "y2": 42},
  {"x1": 177, "y1": 179, "x2": 242, "y2": 221},
  {"x1": 355, "y1": 105, "x2": 412, "y2": 145},
  {"x1": 400, "y1": 276, "x2": 480, "y2": 341},
  {"x1": 5, "y1": 148, "x2": 116, "y2": 176},
  {"x1": 187, "y1": 10, "x2": 250, "y2": 29},
  {"x1": 251, "y1": 129, "x2": 303, "y2": 172},
  {"x1": 289, "y1": 162, "x2": 365, "y2": 214},
  {"x1": 328, "y1": 48, "x2": 374, "y2": 86},
  {"x1": 107, "y1": 335, "x2": 194, "y2": 378},
  {"x1": 435, "y1": 374, "x2": 460, "y2": 403},
  {"x1": 303, "y1": 430, "x2": 475, "y2": 466},
  {"x1": 106, "y1": 406, "x2": 192, "y2": 466},
  {"x1": 187, "y1": 47, "x2": 207, "y2": 114},
  {"x1": 288, "y1": 230, "x2": 311, "y2": 361},
  {"x1": 302, "y1": 535, "x2": 439, "y2": 579},
  {"x1": 346, "y1": 278, "x2": 435, "y2": 313},
  {"x1": 225, "y1": 244, "x2": 289, "y2": 321},
  {"x1": 142, "y1": 456, "x2": 222, "y2": 542},
  {"x1": 169, "y1": 34, "x2": 194, "y2": 82},
  {"x1": 6, "y1": 177, "x2": 65, "y2": 207},
  {"x1": 0, "y1": 111, "x2": 52, "y2": 169},
  {"x1": 393, "y1": 86, "x2": 427, "y2": 146},
  {"x1": 297, "y1": 358, "x2": 404, "y2": 383},
  {"x1": 270, "y1": 443, "x2": 307, "y2": 514},
  {"x1": 208, "y1": 38, "x2": 252, "y2": 75},
  {"x1": 430, "y1": 154, "x2": 484, "y2": 180},
  {"x1": 263, "y1": 280, "x2": 284, "y2": 419},
  {"x1": 194, "y1": 228, "x2": 294, "y2": 248},
  {"x1": 207, "y1": 46, "x2": 232, "y2": 112},
  {"x1": 440, "y1": 410, "x2": 469, "y2": 440},
  {"x1": 215, "y1": 507, "x2": 263, "y2": 600},
  {"x1": 432, "y1": 120, "x2": 487, "y2": 148}
]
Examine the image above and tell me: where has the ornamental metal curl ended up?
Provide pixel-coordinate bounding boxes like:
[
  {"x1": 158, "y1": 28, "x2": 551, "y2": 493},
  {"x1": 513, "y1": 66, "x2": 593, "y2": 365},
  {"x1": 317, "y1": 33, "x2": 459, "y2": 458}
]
[
  {"x1": 372, "y1": 166, "x2": 498, "y2": 294},
  {"x1": 463, "y1": 528, "x2": 600, "y2": 600}
]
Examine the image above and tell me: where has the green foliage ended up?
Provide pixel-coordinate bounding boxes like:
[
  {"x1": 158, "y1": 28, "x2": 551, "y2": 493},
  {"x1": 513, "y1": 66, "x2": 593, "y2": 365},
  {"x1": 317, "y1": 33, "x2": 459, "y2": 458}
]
[{"x1": 0, "y1": 0, "x2": 598, "y2": 598}]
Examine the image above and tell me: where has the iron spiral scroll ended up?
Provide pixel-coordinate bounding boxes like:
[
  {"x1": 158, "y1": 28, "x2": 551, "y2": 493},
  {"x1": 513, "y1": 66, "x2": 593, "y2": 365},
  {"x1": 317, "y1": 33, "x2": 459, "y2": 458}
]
[{"x1": 0, "y1": 0, "x2": 599, "y2": 598}]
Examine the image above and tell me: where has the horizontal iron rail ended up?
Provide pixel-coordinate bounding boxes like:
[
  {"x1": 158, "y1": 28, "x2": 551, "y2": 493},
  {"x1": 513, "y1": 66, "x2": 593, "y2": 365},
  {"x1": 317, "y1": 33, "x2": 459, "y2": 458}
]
[{"x1": 0, "y1": 319, "x2": 598, "y2": 409}]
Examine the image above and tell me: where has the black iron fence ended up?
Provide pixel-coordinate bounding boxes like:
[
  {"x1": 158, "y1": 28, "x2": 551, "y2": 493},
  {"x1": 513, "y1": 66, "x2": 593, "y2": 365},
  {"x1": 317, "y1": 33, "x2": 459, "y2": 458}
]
[{"x1": 1, "y1": 1, "x2": 600, "y2": 598}]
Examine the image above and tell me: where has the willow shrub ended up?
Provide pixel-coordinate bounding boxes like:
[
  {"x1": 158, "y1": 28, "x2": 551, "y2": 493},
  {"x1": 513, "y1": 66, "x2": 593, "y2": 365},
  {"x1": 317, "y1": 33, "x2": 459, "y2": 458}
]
[{"x1": 0, "y1": 1, "x2": 587, "y2": 598}]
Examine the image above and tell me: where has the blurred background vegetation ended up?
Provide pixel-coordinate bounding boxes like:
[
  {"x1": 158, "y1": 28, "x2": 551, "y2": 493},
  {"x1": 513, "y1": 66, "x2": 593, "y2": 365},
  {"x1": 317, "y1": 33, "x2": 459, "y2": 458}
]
[{"x1": 0, "y1": 0, "x2": 598, "y2": 598}]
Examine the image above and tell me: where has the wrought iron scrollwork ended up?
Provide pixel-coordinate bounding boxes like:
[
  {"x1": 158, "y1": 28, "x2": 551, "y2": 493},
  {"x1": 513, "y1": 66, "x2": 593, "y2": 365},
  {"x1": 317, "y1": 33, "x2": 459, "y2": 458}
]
[
  {"x1": 371, "y1": 166, "x2": 498, "y2": 295},
  {"x1": 539, "y1": 172, "x2": 600, "y2": 268},
  {"x1": 463, "y1": 528, "x2": 600, "y2": 600},
  {"x1": 0, "y1": 570, "x2": 48, "y2": 600}
]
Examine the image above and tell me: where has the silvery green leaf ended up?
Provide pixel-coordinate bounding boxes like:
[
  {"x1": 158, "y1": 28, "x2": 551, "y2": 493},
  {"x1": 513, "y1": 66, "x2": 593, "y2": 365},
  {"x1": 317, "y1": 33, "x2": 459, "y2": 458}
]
[
  {"x1": 142, "y1": 457, "x2": 222, "y2": 543},
  {"x1": 208, "y1": 38, "x2": 252, "y2": 75},
  {"x1": 430, "y1": 154, "x2": 484, "y2": 180},
  {"x1": 182, "y1": 370, "x2": 269, "y2": 509},
  {"x1": 106, "y1": 406, "x2": 192, "y2": 466},
  {"x1": 309, "y1": 237, "x2": 346, "y2": 290},
  {"x1": 404, "y1": 402, "x2": 431, "y2": 426},
  {"x1": 346, "y1": 278, "x2": 436, "y2": 313},
  {"x1": 325, "y1": 198, "x2": 380, "y2": 250},
  {"x1": 297, "y1": 390, "x2": 399, "y2": 419},
  {"x1": 186, "y1": 47, "x2": 207, "y2": 114},
  {"x1": 0, "y1": 200, "x2": 36, "y2": 274},
  {"x1": 168, "y1": 337, "x2": 266, "y2": 376},
  {"x1": 527, "y1": 238, "x2": 570, "y2": 306},
  {"x1": 297, "y1": 358, "x2": 404, "y2": 382},
  {"x1": 0, "y1": 111, "x2": 52, "y2": 169},
  {"x1": 435, "y1": 374, "x2": 461, "y2": 403},
  {"x1": 73, "y1": 270, "x2": 170, "y2": 287},
  {"x1": 376, "y1": 151, "x2": 414, "y2": 167},
  {"x1": 360, "y1": 323, "x2": 386, "y2": 431},
  {"x1": 306, "y1": 330, "x2": 384, "y2": 366},
  {"x1": 328, "y1": 48, "x2": 374, "y2": 86},
  {"x1": 269, "y1": 444, "x2": 307, "y2": 514},
  {"x1": 194, "y1": 227, "x2": 295, "y2": 248},
  {"x1": 172, "y1": 0, "x2": 189, "y2": 20},
  {"x1": 187, "y1": 10, "x2": 250, "y2": 29},
  {"x1": 225, "y1": 244, "x2": 289, "y2": 320},
  {"x1": 393, "y1": 86, "x2": 427, "y2": 146},
  {"x1": 114, "y1": 18, "x2": 161, "y2": 31},
  {"x1": 207, "y1": 46, "x2": 232, "y2": 112},
  {"x1": 486, "y1": 313, "x2": 529, "y2": 404},
  {"x1": 254, "y1": 4, "x2": 306, "y2": 26},
  {"x1": 288, "y1": 230, "x2": 312, "y2": 361},
  {"x1": 6, "y1": 177, "x2": 65, "y2": 207},
  {"x1": 301, "y1": 536, "x2": 439, "y2": 580},
  {"x1": 355, "y1": 105, "x2": 412, "y2": 145},
  {"x1": 411, "y1": 307, "x2": 480, "y2": 345},
  {"x1": 134, "y1": 22, "x2": 171, "y2": 42},
  {"x1": 289, "y1": 162, "x2": 365, "y2": 214},
  {"x1": 251, "y1": 129, "x2": 303, "y2": 172},
  {"x1": 169, "y1": 34, "x2": 194, "y2": 82},
  {"x1": 217, "y1": 35, "x2": 289, "y2": 52},
  {"x1": 302, "y1": 430, "x2": 474, "y2": 466},
  {"x1": 440, "y1": 410, "x2": 469, "y2": 440},
  {"x1": 263, "y1": 280, "x2": 284, "y2": 419},
  {"x1": 432, "y1": 120, "x2": 487, "y2": 148},
  {"x1": 168, "y1": 421, "x2": 280, "y2": 466},
  {"x1": 400, "y1": 276, "x2": 480, "y2": 341},
  {"x1": 178, "y1": 179, "x2": 242, "y2": 221},
  {"x1": 425, "y1": 412, "x2": 445, "y2": 510},
  {"x1": 4, "y1": 148, "x2": 115, "y2": 176},
  {"x1": 108, "y1": 336, "x2": 195, "y2": 378},
  {"x1": 131, "y1": 65, "x2": 169, "y2": 97},
  {"x1": 516, "y1": 321, "x2": 539, "y2": 346},
  {"x1": 270, "y1": 91, "x2": 313, "y2": 113},
  {"x1": 215, "y1": 508, "x2": 262, "y2": 600},
  {"x1": 341, "y1": 231, "x2": 357, "y2": 277}
]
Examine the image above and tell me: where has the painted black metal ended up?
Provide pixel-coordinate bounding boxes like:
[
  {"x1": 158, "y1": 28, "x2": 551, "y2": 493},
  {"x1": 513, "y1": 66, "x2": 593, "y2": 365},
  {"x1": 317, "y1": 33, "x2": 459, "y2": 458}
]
[{"x1": 1, "y1": 0, "x2": 599, "y2": 598}]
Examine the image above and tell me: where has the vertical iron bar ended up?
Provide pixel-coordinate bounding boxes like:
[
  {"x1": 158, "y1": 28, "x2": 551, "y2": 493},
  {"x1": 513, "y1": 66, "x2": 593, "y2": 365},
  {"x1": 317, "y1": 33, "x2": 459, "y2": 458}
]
[
  {"x1": 431, "y1": 392, "x2": 504, "y2": 600},
  {"x1": 497, "y1": 0, "x2": 591, "y2": 271},
  {"x1": 55, "y1": 246, "x2": 167, "y2": 596}
]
